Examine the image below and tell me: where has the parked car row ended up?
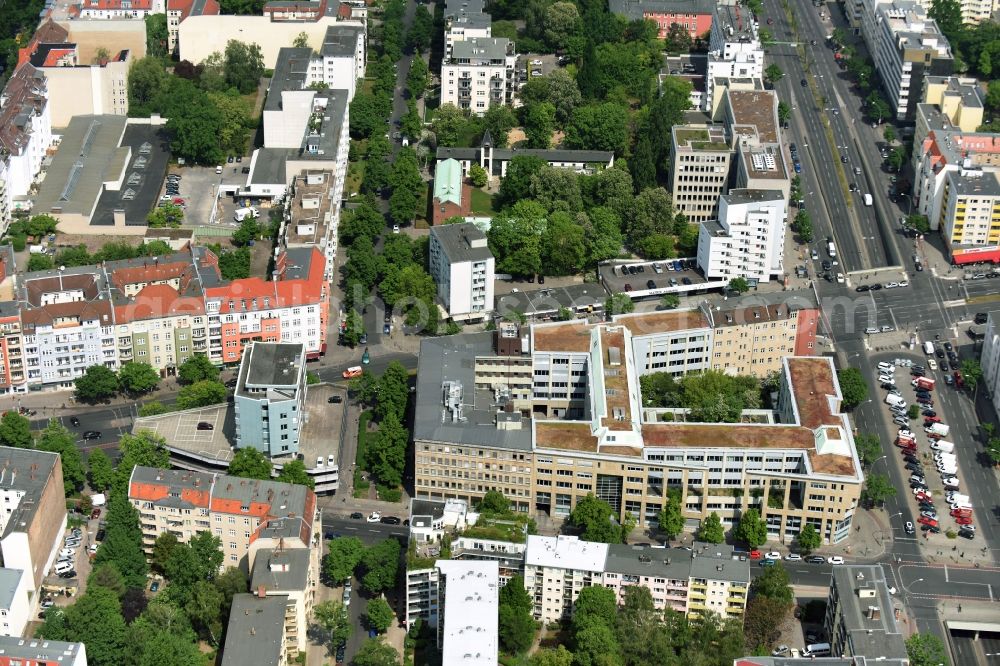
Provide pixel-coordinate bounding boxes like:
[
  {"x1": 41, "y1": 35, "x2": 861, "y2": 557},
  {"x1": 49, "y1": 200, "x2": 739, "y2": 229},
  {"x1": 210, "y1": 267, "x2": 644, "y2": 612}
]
[{"x1": 53, "y1": 527, "x2": 82, "y2": 577}]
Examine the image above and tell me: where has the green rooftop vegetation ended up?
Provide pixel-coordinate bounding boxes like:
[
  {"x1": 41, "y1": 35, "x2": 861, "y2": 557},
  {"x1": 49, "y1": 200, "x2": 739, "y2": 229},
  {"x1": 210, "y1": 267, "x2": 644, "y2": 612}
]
[{"x1": 674, "y1": 128, "x2": 709, "y2": 144}]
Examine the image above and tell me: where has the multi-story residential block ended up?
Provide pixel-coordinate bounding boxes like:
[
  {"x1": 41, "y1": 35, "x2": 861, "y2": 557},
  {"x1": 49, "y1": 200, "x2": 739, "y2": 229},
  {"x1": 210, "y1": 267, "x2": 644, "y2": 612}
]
[
  {"x1": 203, "y1": 246, "x2": 328, "y2": 365},
  {"x1": 0, "y1": 246, "x2": 326, "y2": 393},
  {"x1": 919, "y1": 76, "x2": 984, "y2": 137},
  {"x1": 248, "y1": 545, "x2": 318, "y2": 657},
  {"x1": 443, "y1": 0, "x2": 492, "y2": 61},
  {"x1": 0, "y1": 569, "x2": 29, "y2": 637},
  {"x1": 826, "y1": 565, "x2": 909, "y2": 661},
  {"x1": 523, "y1": 537, "x2": 749, "y2": 623},
  {"x1": 166, "y1": 0, "x2": 220, "y2": 55},
  {"x1": 17, "y1": 41, "x2": 130, "y2": 127},
  {"x1": 441, "y1": 37, "x2": 518, "y2": 114},
  {"x1": 428, "y1": 223, "x2": 495, "y2": 321},
  {"x1": 697, "y1": 189, "x2": 787, "y2": 284},
  {"x1": 705, "y1": 4, "x2": 763, "y2": 113},
  {"x1": 263, "y1": 0, "x2": 366, "y2": 23},
  {"x1": 77, "y1": 0, "x2": 163, "y2": 19},
  {"x1": 0, "y1": 637, "x2": 87, "y2": 666},
  {"x1": 128, "y1": 466, "x2": 318, "y2": 570},
  {"x1": 937, "y1": 169, "x2": 1000, "y2": 255},
  {"x1": 317, "y1": 24, "x2": 367, "y2": 100},
  {"x1": 413, "y1": 317, "x2": 862, "y2": 545},
  {"x1": 436, "y1": 561, "x2": 498, "y2": 665},
  {"x1": 670, "y1": 125, "x2": 733, "y2": 223},
  {"x1": 702, "y1": 292, "x2": 820, "y2": 377},
  {"x1": 405, "y1": 535, "x2": 524, "y2": 629},
  {"x1": 282, "y1": 170, "x2": 341, "y2": 279},
  {"x1": 608, "y1": 0, "x2": 714, "y2": 39},
  {"x1": 957, "y1": 0, "x2": 999, "y2": 23},
  {"x1": 0, "y1": 447, "x2": 67, "y2": 596},
  {"x1": 235, "y1": 342, "x2": 307, "y2": 458},
  {"x1": 0, "y1": 64, "x2": 52, "y2": 236},
  {"x1": 250, "y1": 47, "x2": 350, "y2": 200},
  {"x1": 221, "y1": 592, "x2": 293, "y2": 666},
  {"x1": 979, "y1": 313, "x2": 1000, "y2": 419},
  {"x1": 860, "y1": 0, "x2": 953, "y2": 121}
]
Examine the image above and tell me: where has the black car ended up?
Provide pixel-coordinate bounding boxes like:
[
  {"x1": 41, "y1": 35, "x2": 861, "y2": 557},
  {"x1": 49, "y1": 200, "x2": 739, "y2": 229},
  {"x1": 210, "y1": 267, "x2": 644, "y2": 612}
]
[
  {"x1": 58, "y1": 570, "x2": 76, "y2": 579},
  {"x1": 910, "y1": 481, "x2": 928, "y2": 490},
  {"x1": 324, "y1": 531, "x2": 335, "y2": 540},
  {"x1": 197, "y1": 422, "x2": 214, "y2": 430},
  {"x1": 841, "y1": 155, "x2": 849, "y2": 163},
  {"x1": 646, "y1": 279, "x2": 656, "y2": 289},
  {"x1": 881, "y1": 382, "x2": 895, "y2": 390},
  {"x1": 935, "y1": 348, "x2": 945, "y2": 358},
  {"x1": 328, "y1": 395, "x2": 343, "y2": 404},
  {"x1": 975, "y1": 312, "x2": 989, "y2": 324},
  {"x1": 922, "y1": 409, "x2": 936, "y2": 417},
  {"x1": 950, "y1": 361, "x2": 962, "y2": 371},
  {"x1": 69, "y1": 416, "x2": 80, "y2": 427},
  {"x1": 905, "y1": 463, "x2": 923, "y2": 472},
  {"x1": 225, "y1": 378, "x2": 238, "y2": 388},
  {"x1": 856, "y1": 285, "x2": 870, "y2": 292},
  {"x1": 82, "y1": 431, "x2": 101, "y2": 440},
  {"x1": 95, "y1": 528, "x2": 106, "y2": 542},
  {"x1": 947, "y1": 351, "x2": 958, "y2": 361},
  {"x1": 944, "y1": 341, "x2": 953, "y2": 352},
  {"x1": 958, "y1": 529, "x2": 975, "y2": 540},
  {"x1": 800, "y1": 78, "x2": 808, "y2": 86},
  {"x1": 912, "y1": 365, "x2": 925, "y2": 372},
  {"x1": 911, "y1": 370, "x2": 924, "y2": 377},
  {"x1": 806, "y1": 555, "x2": 825, "y2": 564},
  {"x1": 682, "y1": 277, "x2": 692, "y2": 285},
  {"x1": 921, "y1": 524, "x2": 941, "y2": 534},
  {"x1": 380, "y1": 516, "x2": 401, "y2": 525},
  {"x1": 869, "y1": 283, "x2": 882, "y2": 291},
  {"x1": 915, "y1": 391, "x2": 931, "y2": 399},
  {"x1": 822, "y1": 260, "x2": 832, "y2": 271},
  {"x1": 350, "y1": 512, "x2": 364, "y2": 520}
]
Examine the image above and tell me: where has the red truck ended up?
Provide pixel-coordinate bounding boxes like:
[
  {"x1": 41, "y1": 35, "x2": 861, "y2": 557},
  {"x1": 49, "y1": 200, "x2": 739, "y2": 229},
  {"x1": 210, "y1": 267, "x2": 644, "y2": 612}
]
[
  {"x1": 912, "y1": 377, "x2": 936, "y2": 391},
  {"x1": 896, "y1": 434, "x2": 916, "y2": 449}
]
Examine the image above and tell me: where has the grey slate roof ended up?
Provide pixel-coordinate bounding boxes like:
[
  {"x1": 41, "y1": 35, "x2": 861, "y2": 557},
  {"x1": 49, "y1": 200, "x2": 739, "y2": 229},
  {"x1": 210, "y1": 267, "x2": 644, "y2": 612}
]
[
  {"x1": 250, "y1": 547, "x2": 311, "y2": 593},
  {"x1": 0, "y1": 447, "x2": 61, "y2": 540},
  {"x1": 241, "y1": 342, "x2": 304, "y2": 389},
  {"x1": 430, "y1": 223, "x2": 493, "y2": 264},
  {"x1": 0, "y1": 569, "x2": 23, "y2": 609},
  {"x1": 831, "y1": 565, "x2": 909, "y2": 661},
  {"x1": 0, "y1": 637, "x2": 86, "y2": 662},
  {"x1": 221, "y1": 593, "x2": 289, "y2": 666},
  {"x1": 321, "y1": 24, "x2": 363, "y2": 58},
  {"x1": 495, "y1": 284, "x2": 608, "y2": 319}
]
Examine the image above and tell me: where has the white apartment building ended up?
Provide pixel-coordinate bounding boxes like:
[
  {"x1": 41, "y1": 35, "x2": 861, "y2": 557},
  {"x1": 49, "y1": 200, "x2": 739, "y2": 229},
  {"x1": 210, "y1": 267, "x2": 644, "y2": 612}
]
[
  {"x1": 958, "y1": 0, "x2": 999, "y2": 23},
  {"x1": 428, "y1": 223, "x2": 495, "y2": 321},
  {"x1": 697, "y1": 189, "x2": 787, "y2": 284},
  {"x1": 0, "y1": 65, "x2": 53, "y2": 236},
  {"x1": 705, "y1": 4, "x2": 763, "y2": 112},
  {"x1": 437, "y1": 561, "x2": 499, "y2": 665},
  {"x1": 979, "y1": 312, "x2": 1000, "y2": 419},
  {"x1": 523, "y1": 536, "x2": 609, "y2": 623},
  {"x1": 441, "y1": 37, "x2": 517, "y2": 114},
  {"x1": 0, "y1": 569, "x2": 29, "y2": 637},
  {"x1": 78, "y1": 0, "x2": 164, "y2": 19},
  {"x1": 316, "y1": 25, "x2": 366, "y2": 100},
  {"x1": 443, "y1": 0, "x2": 492, "y2": 61},
  {"x1": 860, "y1": 0, "x2": 954, "y2": 121},
  {"x1": 523, "y1": 536, "x2": 750, "y2": 623},
  {"x1": 670, "y1": 125, "x2": 733, "y2": 223}
]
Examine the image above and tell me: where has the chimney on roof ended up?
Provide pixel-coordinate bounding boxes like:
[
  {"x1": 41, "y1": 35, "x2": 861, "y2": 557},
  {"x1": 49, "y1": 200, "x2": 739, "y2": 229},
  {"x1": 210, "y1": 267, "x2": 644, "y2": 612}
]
[{"x1": 257, "y1": 585, "x2": 267, "y2": 598}]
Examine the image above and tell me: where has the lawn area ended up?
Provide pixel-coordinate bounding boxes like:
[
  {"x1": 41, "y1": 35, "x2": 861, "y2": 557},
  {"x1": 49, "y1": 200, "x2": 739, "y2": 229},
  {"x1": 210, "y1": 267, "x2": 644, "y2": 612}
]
[
  {"x1": 469, "y1": 187, "x2": 495, "y2": 215},
  {"x1": 462, "y1": 511, "x2": 535, "y2": 543},
  {"x1": 354, "y1": 410, "x2": 375, "y2": 498},
  {"x1": 346, "y1": 160, "x2": 364, "y2": 197}
]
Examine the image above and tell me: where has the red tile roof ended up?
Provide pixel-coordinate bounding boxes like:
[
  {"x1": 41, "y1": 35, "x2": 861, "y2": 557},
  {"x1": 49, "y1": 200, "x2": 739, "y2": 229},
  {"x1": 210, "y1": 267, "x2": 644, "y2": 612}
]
[
  {"x1": 114, "y1": 284, "x2": 205, "y2": 323},
  {"x1": 17, "y1": 20, "x2": 69, "y2": 68},
  {"x1": 206, "y1": 248, "x2": 326, "y2": 313},
  {"x1": 131, "y1": 481, "x2": 212, "y2": 508},
  {"x1": 81, "y1": 0, "x2": 153, "y2": 8}
]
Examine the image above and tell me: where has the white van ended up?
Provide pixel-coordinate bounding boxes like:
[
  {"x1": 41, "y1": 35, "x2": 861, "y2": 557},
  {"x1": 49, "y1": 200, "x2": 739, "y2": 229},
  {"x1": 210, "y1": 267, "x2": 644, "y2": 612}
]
[
  {"x1": 864, "y1": 193, "x2": 873, "y2": 206},
  {"x1": 234, "y1": 207, "x2": 259, "y2": 222},
  {"x1": 877, "y1": 362, "x2": 894, "y2": 373},
  {"x1": 804, "y1": 643, "x2": 831, "y2": 657},
  {"x1": 55, "y1": 561, "x2": 74, "y2": 575},
  {"x1": 923, "y1": 340, "x2": 935, "y2": 355}
]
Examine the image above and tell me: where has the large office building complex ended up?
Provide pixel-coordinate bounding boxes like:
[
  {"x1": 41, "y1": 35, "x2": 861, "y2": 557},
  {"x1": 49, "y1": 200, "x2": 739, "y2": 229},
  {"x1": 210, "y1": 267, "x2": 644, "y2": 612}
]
[{"x1": 412, "y1": 311, "x2": 861, "y2": 546}]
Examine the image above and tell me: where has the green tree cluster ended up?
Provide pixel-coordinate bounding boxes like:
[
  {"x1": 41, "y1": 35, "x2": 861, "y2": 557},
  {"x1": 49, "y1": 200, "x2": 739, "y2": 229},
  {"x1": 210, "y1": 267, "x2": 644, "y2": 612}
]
[
  {"x1": 639, "y1": 370, "x2": 762, "y2": 422},
  {"x1": 499, "y1": 575, "x2": 536, "y2": 654},
  {"x1": 837, "y1": 367, "x2": 869, "y2": 408},
  {"x1": 358, "y1": 538, "x2": 400, "y2": 594},
  {"x1": 568, "y1": 494, "x2": 633, "y2": 543}
]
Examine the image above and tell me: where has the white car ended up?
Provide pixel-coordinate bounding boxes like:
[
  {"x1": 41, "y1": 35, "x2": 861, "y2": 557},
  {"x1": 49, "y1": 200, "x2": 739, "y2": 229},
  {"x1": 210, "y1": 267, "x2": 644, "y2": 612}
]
[
  {"x1": 928, "y1": 359, "x2": 938, "y2": 370},
  {"x1": 885, "y1": 282, "x2": 900, "y2": 289},
  {"x1": 764, "y1": 552, "x2": 781, "y2": 560},
  {"x1": 827, "y1": 556, "x2": 845, "y2": 565},
  {"x1": 942, "y1": 477, "x2": 960, "y2": 488},
  {"x1": 392, "y1": 224, "x2": 400, "y2": 234},
  {"x1": 58, "y1": 548, "x2": 75, "y2": 558},
  {"x1": 898, "y1": 429, "x2": 914, "y2": 438},
  {"x1": 784, "y1": 553, "x2": 802, "y2": 562},
  {"x1": 879, "y1": 375, "x2": 896, "y2": 384},
  {"x1": 366, "y1": 512, "x2": 381, "y2": 523},
  {"x1": 898, "y1": 281, "x2": 909, "y2": 287},
  {"x1": 836, "y1": 273, "x2": 845, "y2": 284}
]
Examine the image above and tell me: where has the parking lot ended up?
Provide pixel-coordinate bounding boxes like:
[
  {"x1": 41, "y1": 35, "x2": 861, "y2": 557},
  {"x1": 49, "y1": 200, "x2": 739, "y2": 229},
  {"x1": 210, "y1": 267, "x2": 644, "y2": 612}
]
[
  {"x1": 162, "y1": 161, "x2": 255, "y2": 228},
  {"x1": 599, "y1": 259, "x2": 716, "y2": 299},
  {"x1": 879, "y1": 357, "x2": 982, "y2": 546},
  {"x1": 131, "y1": 405, "x2": 235, "y2": 466}
]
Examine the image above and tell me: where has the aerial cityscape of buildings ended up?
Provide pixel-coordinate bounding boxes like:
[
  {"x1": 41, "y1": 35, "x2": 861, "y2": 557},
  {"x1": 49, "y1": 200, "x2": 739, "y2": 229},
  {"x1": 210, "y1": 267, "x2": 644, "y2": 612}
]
[{"x1": 0, "y1": 0, "x2": 996, "y2": 661}]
